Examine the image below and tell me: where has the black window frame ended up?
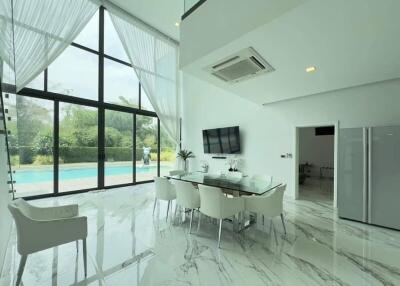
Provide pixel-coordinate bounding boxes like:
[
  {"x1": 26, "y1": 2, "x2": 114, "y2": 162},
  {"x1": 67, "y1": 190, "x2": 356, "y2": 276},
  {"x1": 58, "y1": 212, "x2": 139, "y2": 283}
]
[{"x1": 1, "y1": 6, "x2": 161, "y2": 200}]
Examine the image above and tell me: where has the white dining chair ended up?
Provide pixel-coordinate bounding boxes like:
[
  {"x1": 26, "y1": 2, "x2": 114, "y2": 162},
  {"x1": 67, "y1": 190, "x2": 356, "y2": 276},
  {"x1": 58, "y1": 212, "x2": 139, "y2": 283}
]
[
  {"x1": 251, "y1": 174, "x2": 273, "y2": 184},
  {"x1": 174, "y1": 180, "x2": 200, "y2": 233},
  {"x1": 8, "y1": 199, "x2": 88, "y2": 286},
  {"x1": 153, "y1": 177, "x2": 177, "y2": 221},
  {"x1": 198, "y1": 185, "x2": 244, "y2": 248},
  {"x1": 169, "y1": 169, "x2": 185, "y2": 176},
  {"x1": 244, "y1": 184, "x2": 287, "y2": 242}
]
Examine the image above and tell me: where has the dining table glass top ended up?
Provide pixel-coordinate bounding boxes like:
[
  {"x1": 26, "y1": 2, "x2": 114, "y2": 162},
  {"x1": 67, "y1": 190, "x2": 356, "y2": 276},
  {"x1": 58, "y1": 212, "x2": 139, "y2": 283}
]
[{"x1": 166, "y1": 172, "x2": 281, "y2": 196}]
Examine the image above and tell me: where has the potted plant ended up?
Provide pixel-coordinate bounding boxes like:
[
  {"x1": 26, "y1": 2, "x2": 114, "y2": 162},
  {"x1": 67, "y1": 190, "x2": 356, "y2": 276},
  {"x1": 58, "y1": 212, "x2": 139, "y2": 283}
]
[{"x1": 177, "y1": 149, "x2": 195, "y2": 172}]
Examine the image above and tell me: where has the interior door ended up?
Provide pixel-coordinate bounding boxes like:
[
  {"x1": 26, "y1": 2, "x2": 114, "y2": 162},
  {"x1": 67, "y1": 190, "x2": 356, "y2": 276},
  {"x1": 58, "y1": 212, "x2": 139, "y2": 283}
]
[
  {"x1": 338, "y1": 128, "x2": 366, "y2": 222},
  {"x1": 369, "y1": 126, "x2": 400, "y2": 229}
]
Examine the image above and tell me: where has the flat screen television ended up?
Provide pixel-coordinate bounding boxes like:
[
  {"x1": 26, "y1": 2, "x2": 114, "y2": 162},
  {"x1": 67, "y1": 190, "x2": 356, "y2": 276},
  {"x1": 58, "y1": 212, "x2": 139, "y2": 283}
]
[{"x1": 202, "y1": 126, "x2": 241, "y2": 154}]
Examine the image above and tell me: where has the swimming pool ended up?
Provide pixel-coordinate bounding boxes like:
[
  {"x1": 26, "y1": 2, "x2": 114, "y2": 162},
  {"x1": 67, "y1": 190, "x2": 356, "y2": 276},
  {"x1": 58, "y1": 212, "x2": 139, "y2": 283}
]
[{"x1": 13, "y1": 165, "x2": 167, "y2": 184}]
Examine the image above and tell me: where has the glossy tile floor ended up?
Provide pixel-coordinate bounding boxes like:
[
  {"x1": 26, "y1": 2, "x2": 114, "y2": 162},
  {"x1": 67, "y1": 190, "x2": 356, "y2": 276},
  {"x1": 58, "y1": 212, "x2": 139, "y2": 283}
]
[
  {"x1": 2, "y1": 183, "x2": 400, "y2": 286},
  {"x1": 299, "y1": 177, "x2": 334, "y2": 203}
]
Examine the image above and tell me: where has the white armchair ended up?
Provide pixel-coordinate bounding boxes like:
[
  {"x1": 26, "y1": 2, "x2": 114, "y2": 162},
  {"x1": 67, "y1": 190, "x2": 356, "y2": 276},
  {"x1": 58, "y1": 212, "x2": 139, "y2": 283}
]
[
  {"x1": 8, "y1": 199, "x2": 88, "y2": 286},
  {"x1": 174, "y1": 180, "x2": 200, "y2": 233},
  {"x1": 244, "y1": 184, "x2": 287, "y2": 239},
  {"x1": 153, "y1": 177, "x2": 176, "y2": 221},
  {"x1": 198, "y1": 185, "x2": 244, "y2": 248}
]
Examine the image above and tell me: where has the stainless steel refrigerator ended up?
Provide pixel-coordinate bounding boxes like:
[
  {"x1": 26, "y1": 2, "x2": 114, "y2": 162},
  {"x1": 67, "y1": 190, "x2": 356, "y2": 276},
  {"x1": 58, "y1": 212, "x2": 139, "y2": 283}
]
[{"x1": 338, "y1": 126, "x2": 400, "y2": 230}]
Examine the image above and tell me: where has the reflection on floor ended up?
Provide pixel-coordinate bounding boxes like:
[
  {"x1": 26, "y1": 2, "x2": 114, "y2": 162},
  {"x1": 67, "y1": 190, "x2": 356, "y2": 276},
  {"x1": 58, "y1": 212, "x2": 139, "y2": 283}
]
[
  {"x1": 2, "y1": 183, "x2": 400, "y2": 285},
  {"x1": 299, "y1": 177, "x2": 334, "y2": 204}
]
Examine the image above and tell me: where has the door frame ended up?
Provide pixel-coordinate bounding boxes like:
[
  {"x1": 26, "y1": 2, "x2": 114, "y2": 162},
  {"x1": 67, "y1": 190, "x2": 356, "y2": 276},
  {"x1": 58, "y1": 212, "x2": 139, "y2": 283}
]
[{"x1": 293, "y1": 121, "x2": 339, "y2": 208}]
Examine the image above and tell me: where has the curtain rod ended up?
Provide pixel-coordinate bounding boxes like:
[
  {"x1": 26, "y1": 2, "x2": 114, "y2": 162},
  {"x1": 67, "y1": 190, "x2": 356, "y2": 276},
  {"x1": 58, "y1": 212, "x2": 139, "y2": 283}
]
[{"x1": 99, "y1": 0, "x2": 179, "y2": 47}]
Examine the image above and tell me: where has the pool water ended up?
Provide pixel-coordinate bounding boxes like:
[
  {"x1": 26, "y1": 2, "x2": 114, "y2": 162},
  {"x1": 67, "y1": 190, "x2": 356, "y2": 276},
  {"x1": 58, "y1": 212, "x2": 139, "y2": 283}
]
[{"x1": 14, "y1": 165, "x2": 166, "y2": 184}]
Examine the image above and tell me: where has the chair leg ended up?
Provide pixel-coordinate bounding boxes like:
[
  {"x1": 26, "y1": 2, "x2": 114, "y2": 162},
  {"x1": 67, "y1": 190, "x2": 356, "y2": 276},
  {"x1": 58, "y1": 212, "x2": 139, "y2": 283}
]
[
  {"x1": 152, "y1": 198, "x2": 157, "y2": 215},
  {"x1": 271, "y1": 220, "x2": 278, "y2": 246},
  {"x1": 83, "y1": 239, "x2": 87, "y2": 277},
  {"x1": 280, "y1": 213, "x2": 287, "y2": 235},
  {"x1": 16, "y1": 255, "x2": 27, "y2": 286},
  {"x1": 189, "y1": 209, "x2": 194, "y2": 234},
  {"x1": 76, "y1": 240, "x2": 79, "y2": 253},
  {"x1": 197, "y1": 212, "x2": 201, "y2": 232},
  {"x1": 174, "y1": 203, "x2": 178, "y2": 220},
  {"x1": 218, "y1": 219, "x2": 223, "y2": 248},
  {"x1": 166, "y1": 201, "x2": 171, "y2": 222}
]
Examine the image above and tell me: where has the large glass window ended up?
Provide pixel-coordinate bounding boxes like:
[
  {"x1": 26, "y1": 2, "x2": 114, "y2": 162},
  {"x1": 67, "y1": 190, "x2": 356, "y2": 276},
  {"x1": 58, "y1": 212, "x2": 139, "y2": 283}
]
[
  {"x1": 73, "y1": 10, "x2": 99, "y2": 51},
  {"x1": 136, "y1": 116, "x2": 158, "y2": 182},
  {"x1": 104, "y1": 11, "x2": 130, "y2": 62},
  {"x1": 48, "y1": 46, "x2": 98, "y2": 100},
  {"x1": 59, "y1": 103, "x2": 98, "y2": 192},
  {"x1": 104, "y1": 59, "x2": 139, "y2": 107},
  {"x1": 160, "y1": 127, "x2": 176, "y2": 177},
  {"x1": 3, "y1": 6, "x2": 167, "y2": 198},
  {"x1": 5, "y1": 94, "x2": 54, "y2": 197},
  {"x1": 105, "y1": 110, "x2": 133, "y2": 186}
]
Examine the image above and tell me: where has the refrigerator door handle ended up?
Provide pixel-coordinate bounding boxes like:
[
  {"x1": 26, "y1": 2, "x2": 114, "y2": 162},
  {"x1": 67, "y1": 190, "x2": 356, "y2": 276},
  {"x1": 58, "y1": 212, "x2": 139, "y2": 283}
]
[
  {"x1": 362, "y1": 128, "x2": 368, "y2": 222},
  {"x1": 368, "y1": 127, "x2": 372, "y2": 223}
]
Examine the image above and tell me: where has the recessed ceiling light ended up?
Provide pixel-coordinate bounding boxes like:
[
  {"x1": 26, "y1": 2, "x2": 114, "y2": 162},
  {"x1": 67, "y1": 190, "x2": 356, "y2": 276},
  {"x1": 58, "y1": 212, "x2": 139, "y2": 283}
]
[
  {"x1": 306, "y1": 66, "x2": 316, "y2": 73},
  {"x1": 175, "y1": 22, "x2": 180, "y2": 27}
]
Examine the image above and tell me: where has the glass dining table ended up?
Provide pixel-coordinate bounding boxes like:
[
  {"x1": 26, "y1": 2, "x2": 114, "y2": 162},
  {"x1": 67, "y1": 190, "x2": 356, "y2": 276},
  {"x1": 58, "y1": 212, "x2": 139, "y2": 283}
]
[
  {"x1": 166, "y1": 172, "x2": 281, "y2": 196},
  {"x1": 165, "y1": 172, "x2": 282, "y2": 231}
]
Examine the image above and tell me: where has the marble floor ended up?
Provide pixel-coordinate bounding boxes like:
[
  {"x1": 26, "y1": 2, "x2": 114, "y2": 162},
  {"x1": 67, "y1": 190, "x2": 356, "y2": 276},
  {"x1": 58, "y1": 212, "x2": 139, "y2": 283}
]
[
  {"x1": 2, "y1": 183, "x2": 400, "y2": 286},
  {"x1": 299, "y1": 177, "x2": 334, "y2": 203}
]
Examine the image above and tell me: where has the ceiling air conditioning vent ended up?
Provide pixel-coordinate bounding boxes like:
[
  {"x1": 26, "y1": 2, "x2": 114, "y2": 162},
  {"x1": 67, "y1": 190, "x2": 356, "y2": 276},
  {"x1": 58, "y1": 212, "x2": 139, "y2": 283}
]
[{"x1": 206, "y1": 47, "x2": 274, "y2": 83}]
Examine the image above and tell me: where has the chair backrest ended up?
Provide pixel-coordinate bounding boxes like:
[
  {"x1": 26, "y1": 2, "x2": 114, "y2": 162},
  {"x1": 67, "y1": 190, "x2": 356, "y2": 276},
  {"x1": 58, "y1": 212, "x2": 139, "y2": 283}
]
[
  {"x1": 8, "y1": 199, "x2": 35, "y2": 254},
  {"x1": 154, "y1": 177, "x2": 176, "y2": 201},
  {"x1": 174, "y1": 180, "x2": 200, "y2": 209},
  {"x1": 265, "y1": 183, "x2": 286, "y2": 211},
  {"x1": 198, "y1": 185, "x2": 225, "y2": 219},
  {"x1": 252, "y1": 174, "x2": 273, "y2": 183},
  {"x1": 8, "y1": 198, "x2": 37, "y2": 219},
  {"x1": 169, "y1": 169, "x2": 185, "y2": 176},
  {"x1": 251, "y1": 184, "x2": 286, "y2": 217}
]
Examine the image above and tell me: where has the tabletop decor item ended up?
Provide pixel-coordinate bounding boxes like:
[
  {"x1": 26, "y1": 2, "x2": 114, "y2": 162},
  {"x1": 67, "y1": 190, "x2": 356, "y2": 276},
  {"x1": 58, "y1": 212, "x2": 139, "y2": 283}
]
[
  {"x1": 177, "y1": 149, "x2": 195, "y2": 172},
  {"x1": 200, "y1": 160, "x2": 209, "y2": 173},
  {"x1": 227, "y1": 157, "x2": 241, "y2": 172}
]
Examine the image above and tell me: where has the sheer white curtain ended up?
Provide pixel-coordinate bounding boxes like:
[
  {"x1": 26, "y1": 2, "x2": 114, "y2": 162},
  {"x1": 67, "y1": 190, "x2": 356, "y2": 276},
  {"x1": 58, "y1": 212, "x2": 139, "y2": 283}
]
[
  {"x1": 105, "y1": 3, "x2": 180, "y2": 146},
  {"x1": 0, "y1": 0, "x2": 14, "y2": 85},
  {"x1": 0, "y1": 0, "x2": 100, "y2": 91}
]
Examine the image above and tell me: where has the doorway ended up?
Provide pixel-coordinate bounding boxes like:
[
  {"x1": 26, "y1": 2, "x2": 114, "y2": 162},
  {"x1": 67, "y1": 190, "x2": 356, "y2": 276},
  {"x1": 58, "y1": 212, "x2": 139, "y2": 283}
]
[{"x1": 294, "y1": 124, "x2": 338, "y2": 206}]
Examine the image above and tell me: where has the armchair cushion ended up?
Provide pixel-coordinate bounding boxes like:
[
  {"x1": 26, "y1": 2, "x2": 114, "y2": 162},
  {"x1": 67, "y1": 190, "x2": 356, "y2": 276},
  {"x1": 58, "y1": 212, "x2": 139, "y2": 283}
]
[{"x1": 16, "y1": 199, "x2": 79, "y2": 220}]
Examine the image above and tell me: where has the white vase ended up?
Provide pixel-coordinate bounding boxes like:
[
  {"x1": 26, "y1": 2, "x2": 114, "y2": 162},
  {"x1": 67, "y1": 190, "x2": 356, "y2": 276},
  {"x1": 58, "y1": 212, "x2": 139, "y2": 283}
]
[{"x1": 184, "y1": 160, "x2": 189, "y2": 172}]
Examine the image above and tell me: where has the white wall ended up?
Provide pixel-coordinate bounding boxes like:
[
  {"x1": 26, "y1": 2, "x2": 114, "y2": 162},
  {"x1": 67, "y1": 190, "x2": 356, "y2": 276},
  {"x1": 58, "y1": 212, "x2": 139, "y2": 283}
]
[
  {"x1": 182, "y1": 74, "x2": 400, "y2": 199},
  {"x1": 299, "y1": 127, "x2": 334, "y2": 177}
]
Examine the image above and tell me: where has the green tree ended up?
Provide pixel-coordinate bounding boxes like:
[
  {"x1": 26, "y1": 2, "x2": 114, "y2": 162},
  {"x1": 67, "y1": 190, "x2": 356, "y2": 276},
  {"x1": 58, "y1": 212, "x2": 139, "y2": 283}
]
[
  {"x1": 33, "y1": 129, "x2": 53, "y2": 155},
  {"x1": 15, "y1": 96, "x2": 52, "y2": 163}
]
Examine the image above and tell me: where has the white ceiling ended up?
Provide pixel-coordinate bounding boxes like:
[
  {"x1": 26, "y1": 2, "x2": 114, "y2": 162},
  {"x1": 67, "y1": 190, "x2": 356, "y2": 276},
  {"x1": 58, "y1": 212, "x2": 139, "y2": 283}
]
[
  {"x1": 182, "y1": 0, "x2": 400, "y2": 105},
  {"x1": 109, "y1": 0, "x2": 183, "y2": 41}
]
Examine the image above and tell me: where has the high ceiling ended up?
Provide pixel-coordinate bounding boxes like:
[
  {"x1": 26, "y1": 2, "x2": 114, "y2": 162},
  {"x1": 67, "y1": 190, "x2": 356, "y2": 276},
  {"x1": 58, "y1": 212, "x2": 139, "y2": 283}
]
[
  {"x1": 109, "y1": 0, "x2": 183, "y2": 41},
  {"x1": 181, "y1": 0, "x2": 400, "y2": 105}
]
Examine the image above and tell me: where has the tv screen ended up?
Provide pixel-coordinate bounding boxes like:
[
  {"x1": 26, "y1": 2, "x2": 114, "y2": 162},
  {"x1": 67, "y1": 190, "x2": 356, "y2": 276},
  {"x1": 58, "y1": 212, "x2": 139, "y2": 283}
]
[{"x1": 203, "y1": 126, "x2": 240, "y2": 154}]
